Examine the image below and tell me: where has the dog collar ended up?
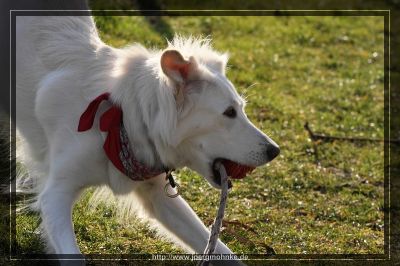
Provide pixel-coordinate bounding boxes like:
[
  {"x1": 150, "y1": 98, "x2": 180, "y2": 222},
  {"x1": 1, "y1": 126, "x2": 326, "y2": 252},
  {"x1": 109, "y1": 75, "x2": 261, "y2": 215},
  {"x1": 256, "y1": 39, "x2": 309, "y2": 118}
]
[{"x1": 77, "y1": 92, "x2": 165, "y2": 181}]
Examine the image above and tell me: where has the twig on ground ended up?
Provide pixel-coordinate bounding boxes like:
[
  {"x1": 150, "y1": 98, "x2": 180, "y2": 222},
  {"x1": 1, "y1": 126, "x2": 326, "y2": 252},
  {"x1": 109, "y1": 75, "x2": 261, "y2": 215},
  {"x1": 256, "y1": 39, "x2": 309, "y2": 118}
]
[
  {"x1": 304, "y1": 122, "x2": 400, "y2": 144},
  {"x1": 304, "y1": 121, "x2": 399, "y2": 165},
  {"x1": 222, "y1": 220, "x2": 258, "y2": 234}
]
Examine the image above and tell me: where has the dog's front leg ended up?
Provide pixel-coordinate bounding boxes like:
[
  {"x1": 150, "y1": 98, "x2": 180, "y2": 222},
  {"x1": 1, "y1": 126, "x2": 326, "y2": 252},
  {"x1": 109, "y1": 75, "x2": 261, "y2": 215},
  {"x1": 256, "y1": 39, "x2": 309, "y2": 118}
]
[{"x1": 135, "y1": 174, "x2": 244, "y2": 266}]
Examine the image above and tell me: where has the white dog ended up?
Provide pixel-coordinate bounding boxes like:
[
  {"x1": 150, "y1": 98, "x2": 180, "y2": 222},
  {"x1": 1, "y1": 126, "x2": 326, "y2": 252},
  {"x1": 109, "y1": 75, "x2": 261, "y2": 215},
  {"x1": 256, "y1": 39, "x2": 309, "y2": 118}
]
[{"x1": 15, "y1": 15, "x2": 280, "y2": 263}]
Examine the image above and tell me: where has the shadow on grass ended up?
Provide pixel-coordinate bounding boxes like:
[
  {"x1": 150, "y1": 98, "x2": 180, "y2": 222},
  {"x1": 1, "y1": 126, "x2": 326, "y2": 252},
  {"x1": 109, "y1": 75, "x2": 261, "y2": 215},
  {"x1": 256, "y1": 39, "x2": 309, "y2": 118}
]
[
  {"x1": 136, "y1": 0, "x2": 174, "y2": 40},
  {"x1": 90, "y1": 0, "x2": 174, "y2": 40}
]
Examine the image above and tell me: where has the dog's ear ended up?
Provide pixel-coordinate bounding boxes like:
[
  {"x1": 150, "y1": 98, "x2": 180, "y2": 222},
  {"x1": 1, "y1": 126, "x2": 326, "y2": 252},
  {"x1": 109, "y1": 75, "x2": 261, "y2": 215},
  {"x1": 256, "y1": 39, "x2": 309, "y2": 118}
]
[{"x1": 161, "y1": 50, "x2": 198, "y2": 85}]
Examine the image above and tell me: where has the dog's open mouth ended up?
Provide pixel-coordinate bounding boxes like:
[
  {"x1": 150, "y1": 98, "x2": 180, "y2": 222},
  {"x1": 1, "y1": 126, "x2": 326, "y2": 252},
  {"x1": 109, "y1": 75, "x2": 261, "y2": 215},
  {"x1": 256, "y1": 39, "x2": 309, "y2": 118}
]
[{"x1": 212, "y1": 158, "x2": 255, "y2": 187}]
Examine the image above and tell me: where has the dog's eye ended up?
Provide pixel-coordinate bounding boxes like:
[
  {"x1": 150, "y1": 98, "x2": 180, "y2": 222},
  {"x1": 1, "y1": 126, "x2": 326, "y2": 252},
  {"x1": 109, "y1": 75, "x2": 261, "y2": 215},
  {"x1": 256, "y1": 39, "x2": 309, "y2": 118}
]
[{"x1": 223, "y1": 106, "x2": 236, "y2": 118}]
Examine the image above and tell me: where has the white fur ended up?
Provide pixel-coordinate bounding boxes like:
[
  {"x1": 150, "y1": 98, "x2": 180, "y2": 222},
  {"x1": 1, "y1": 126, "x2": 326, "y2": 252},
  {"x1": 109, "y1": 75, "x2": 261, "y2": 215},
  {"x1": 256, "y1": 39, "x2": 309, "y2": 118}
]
[{"x1": 16, "y1": 16, "x2": 279, "y2": 264}]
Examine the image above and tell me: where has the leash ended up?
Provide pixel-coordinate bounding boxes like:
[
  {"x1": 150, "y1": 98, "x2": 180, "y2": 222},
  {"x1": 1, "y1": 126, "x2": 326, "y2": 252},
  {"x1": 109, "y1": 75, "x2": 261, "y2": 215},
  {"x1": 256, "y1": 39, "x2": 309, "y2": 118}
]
[
  {"x1": 163, "y1": 165, "x2": 230, "y2": 266},
  {"x1": 199, "y1": 161, "x2": 229, "y2": 266}
]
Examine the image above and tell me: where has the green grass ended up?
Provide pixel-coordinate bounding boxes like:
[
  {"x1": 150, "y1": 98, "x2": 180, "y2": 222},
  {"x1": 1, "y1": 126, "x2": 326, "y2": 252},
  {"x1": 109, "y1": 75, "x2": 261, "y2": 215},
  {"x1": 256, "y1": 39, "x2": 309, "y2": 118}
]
[{"x1": 14, "y1": 15, "x2": 384, "y2": 256}]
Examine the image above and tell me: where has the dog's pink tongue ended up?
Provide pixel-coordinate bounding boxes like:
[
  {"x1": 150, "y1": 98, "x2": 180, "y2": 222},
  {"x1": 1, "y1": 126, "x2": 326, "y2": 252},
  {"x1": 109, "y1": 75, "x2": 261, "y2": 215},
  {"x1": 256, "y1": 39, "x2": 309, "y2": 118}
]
[{"x1": 222, "y1": 160, "x2": 255, "y2": 179}]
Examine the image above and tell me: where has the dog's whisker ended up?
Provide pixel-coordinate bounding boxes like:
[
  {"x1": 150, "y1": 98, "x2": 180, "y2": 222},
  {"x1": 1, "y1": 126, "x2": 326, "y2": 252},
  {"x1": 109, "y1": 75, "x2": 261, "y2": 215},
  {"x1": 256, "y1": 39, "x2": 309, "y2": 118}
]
[
  {"x1": 245, "y1": 82, "x2": 259, "y2": 91},
  {"x1": 242, "y1": 91, "x2": 257, "y2": 100}
]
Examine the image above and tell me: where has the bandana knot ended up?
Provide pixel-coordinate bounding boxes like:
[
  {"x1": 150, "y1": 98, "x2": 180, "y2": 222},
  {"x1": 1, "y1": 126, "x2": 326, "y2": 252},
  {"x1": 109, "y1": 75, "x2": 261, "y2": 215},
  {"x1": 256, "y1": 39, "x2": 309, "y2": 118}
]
[{"x1": 78, "y1": 92, "x2": 164, "y2": 180}]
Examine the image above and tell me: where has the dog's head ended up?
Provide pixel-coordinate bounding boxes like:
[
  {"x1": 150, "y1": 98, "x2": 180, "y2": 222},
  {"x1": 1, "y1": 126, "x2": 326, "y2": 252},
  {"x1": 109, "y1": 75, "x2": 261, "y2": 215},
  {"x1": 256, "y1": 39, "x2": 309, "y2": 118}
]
[{"x1": 157, "y1": 38, "x2": 280, "y2": 189}]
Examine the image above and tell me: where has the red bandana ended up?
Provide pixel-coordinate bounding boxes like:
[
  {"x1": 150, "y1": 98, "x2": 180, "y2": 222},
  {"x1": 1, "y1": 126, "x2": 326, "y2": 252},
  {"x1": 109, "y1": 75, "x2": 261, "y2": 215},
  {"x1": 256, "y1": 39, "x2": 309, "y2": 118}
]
[{"x1": 77, "y1": 93, "x2": 164, "y2": 180}]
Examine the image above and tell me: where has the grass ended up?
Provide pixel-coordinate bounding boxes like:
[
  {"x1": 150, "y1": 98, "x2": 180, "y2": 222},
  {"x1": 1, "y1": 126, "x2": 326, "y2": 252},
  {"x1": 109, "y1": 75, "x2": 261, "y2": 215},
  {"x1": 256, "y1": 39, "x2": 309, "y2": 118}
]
[{"x1": 13, "y1": 15, "x2": 384, "y2": 257}]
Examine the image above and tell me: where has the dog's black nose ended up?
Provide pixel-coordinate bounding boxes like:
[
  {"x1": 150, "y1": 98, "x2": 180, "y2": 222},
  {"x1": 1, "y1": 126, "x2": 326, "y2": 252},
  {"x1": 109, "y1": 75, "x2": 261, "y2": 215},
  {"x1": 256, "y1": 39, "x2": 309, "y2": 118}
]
[{"x1": 267, "y1": 145, "x2": 280, "y2": 161}]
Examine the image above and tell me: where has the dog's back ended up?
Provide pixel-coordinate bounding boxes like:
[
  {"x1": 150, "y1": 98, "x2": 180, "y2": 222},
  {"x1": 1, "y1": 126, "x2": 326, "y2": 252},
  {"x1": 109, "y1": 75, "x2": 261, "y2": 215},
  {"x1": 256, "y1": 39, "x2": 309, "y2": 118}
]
[
  {"x1": 16, "y1": 16, "x2": 48, "y2": 161},
  {"x1": 16, "y1": 16, "x2": 107, "y2": 189}
]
